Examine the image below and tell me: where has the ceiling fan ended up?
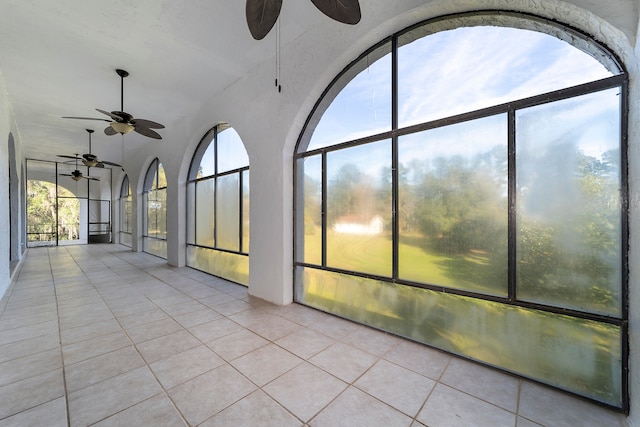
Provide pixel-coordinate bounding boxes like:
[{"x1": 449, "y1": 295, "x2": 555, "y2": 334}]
[
  {"x1": 246, "y1": 0, "x2": 361, "y2": 40},
  {"x1": 58, "y1": 153, "x2": 99, "y2": 182},
  {"x1": 62, "y1": 69, "x2": 165, "y2": 140},
  {"x1": 58, "y1": 129, "x2": 122, "y2": 170}
]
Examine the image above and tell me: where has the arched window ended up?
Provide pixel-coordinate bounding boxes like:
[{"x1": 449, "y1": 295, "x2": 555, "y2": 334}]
[
  {"x1": 186, "y1": 125, "x2": 250, "y2": 285},
  {"x1": 295, "y1": 12, "x2": 627, "y2": 409},
  {"x1": 143, "y1": 159, "x2": 167, "y2": 258},
  {"x1": 119, "y1": 175, "x2": 132, "y2": 247}
]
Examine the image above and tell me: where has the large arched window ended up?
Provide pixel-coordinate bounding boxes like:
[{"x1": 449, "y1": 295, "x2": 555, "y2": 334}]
[
  {"x1": 295, "y1": 12, "x2": 627, "y2": 409},
  {"x1": 186, "y1": 125, "x2": 250, "y2": 285},
  {"x1": 119, "y1": 175, "x2": 132, "y2": 247},
  {"x1": 143, "y1": 159, "x2": 167, "y2": 258}
]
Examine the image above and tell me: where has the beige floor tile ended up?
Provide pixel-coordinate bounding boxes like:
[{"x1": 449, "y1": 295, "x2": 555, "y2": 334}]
[
  {"x1": 67, "y1": 366, "x2": 161, "y2": 427},
  {"x1": 0, "y1": 310, "x2": 57, "y2": 331},
  {"x1": 247, "y1": 315, "x2": 301, "y2": 341},
  {"x1": 65, "y1": 345, "x2": 145, "y2": 392},
  {"x1": 277, "y1": 303, "x2": 332, "y2": 328},
  {"x1": 440, "y1": 357, "x2": 519, "y2": 412},
  {"x1": 116, "y1": 307, "x2": 169, "y2": 329},
  {"x1": 189, "y1": 317, "x2": 243, "y2": 342},
  {"x1": 518, "y1": 381, "x2": 626, "y2": 427},
  {"x1": 0, "y1": 396, "x2": 67, "y2": 427},
  {"x1": 168, "y1": 364, "x2": 256, "y2": 425},
  {"x1": 275, "y1": 327, "x2": 335, "y2": 360},
  {"x1": 309, "y1": 342, "x2": 378, "y2": 383},
  {"x1": 310, "y1": 386, "x2": 413, "y2": 427},
  {"x1": 161, "y1": 299, "x2": 207, "y2": 317},
  {"x1": 62, "y1": 330, "x2": 131, "y2": 365},
  {"x1": 212, "y1": 299, "x2": 252, "y2": 316},
  {"x1": 136, "y1": 329, "x2": 201, "y2": 363},
  {"x1": 384, "y1": 340, "x2": 451, "y2": 380},
  {"x1": 0, "y1": 319, "x2": 59, "y2": 346},
  {"x1": 264, "y1": 362, "x2": 347, "y2": 422},
  {"x1": 201, "y1": 389, "x2": 302, "y2": 427},
  {"x1": 517, "y1": 416, "x2": 544, "y2": 426},
  {"x1": 207, "y1": 329, "x2": 269, "y2": 361},
  {"x1": 417, "y1": 383, "x2": 515, "y2": 427},
  {"x1": 355, "y1": 359, "x2": 435, "y2": 417},
  {"x1": 231, "y1": 344, "x2": 303, "y2": 386},
  {"x1": 173, "y1": 307, "x2": 222, "y2": 328},
  {"x1": 0, "y1": 332, "x2": 59, "y2": 364},
  {"x1": 0, "y1": 347, "x2": 61, "y2": 387},
  {"x1": 199, "y1": 293, "x2": 238, "y2": 308},
  {"x1": 124, "y1": 317, "x2": 184, "y2": 344},
  {"x1": 150, "y1": 345, "x2": 225, "y2": 389},
  {"x1": 0, "y1": 369, "x2": 65, "y2": 419},
  {"x1": 308, "y1": 315, "x2": 362, "y2": 340},
  {"x1": 228, "y1": 308, "x2": 275, "y2": 327},
  {"x1": 93, "y1": 394, "x2": 187, "y2": 426},
  {"x1": 344, "y1": 326, "x2": 400, "y2": 357},
  {"x1": 60, "y1": 318, "x2": 123, "y2": 346}
]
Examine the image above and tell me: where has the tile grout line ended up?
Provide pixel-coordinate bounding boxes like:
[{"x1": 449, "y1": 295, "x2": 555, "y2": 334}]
[{"x1": 49, "y1": 247, "x2": 72, "y2": 427}]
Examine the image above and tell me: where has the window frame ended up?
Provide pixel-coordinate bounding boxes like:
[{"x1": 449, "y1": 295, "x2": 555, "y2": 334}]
[
  {"x1": 186, "y1": 123, "x2": 249, "y2": 256},
  {"x1": 293, "y1": 11, "x2": 628, "y2": 410}
]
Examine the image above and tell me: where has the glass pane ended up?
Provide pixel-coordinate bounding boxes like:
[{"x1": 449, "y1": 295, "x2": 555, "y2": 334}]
[
  {"x1": 217, "y1": 127, "x2": 249, "y2": 173},
  {"x1": 187, "y1": 182, "x2": 196, "y2": 244},
  {"x1": 157, "y1": 163, "x2": 167, "y2": 188},
  {"x1": 307, "y1": 43, "x2": 392, "y2": 151},
  {"x1": 26, "y1": 173, "x2": 58, "y2": 246},
  {"x1": 516, "y1": 88, "x2": 622, "y2": 316},
  {"x1": 123, "y1": 196, "x2": 132, "y2": 233},
  {"x1": 398, "y1": 115, "x2": 508, "y2": 295},
  {"x1": 187, "y1": 246, "x2": 249, "y2": 286},
  {"x1": 242, "y1": 170, "x2": 250, "y2": 253},
  {"x1": 216, "y1": 174, "x2": 240, "y2": 251},
  {"x1": 157, "y1": 188, "x2": 167, "y2": 239},
  {"x1": 296, "y1": 266, "x2": 622, "y2": 407},
  {"x1": 398, "y1": 26, "x2": 614, "y2": 128},
  {"x1": 326, "y1": 140, "x2": 392, "y2": 276},
  {"x1": 57, "y1": 196, "x2": 81, "y2": 244},
  {"x1": 196, "y1": 136, "x2": 216, "y2": 178},
  {"x1": 195, "y1": 179, "x2": 215, "y2": 247},
  {"x1": 298, "y1": 156, "x2": 322, "y2": 265},
  {"x1": 144, "y1": 236, "x2": 167, "y2": 259}
]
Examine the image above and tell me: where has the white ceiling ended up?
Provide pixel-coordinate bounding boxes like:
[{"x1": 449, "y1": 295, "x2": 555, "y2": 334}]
[{"x1": 0, "y1": 0, "x2": 319, "y2": 164}]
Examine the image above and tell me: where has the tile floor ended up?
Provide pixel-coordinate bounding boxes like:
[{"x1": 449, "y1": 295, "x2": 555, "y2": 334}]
[{"x1": 0, "y1": 245, "x2": 627, "y2": 426}]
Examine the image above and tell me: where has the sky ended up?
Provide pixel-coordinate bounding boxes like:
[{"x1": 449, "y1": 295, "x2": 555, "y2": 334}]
[{"x1": 306, "y1": 25, "x2": 614, "y2": 152}]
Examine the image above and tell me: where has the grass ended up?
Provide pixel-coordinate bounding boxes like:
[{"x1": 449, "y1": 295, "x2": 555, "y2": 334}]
[{"x1": 302, "y1": 227, "x2": 507, "y2": 295}]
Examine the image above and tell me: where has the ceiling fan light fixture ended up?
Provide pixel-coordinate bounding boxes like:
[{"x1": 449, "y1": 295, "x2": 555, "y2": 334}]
[
  {"x1": 83, "y1": 159, "x2": 98, "y2": 167},
  {"x1": 72, "y1": 175, "x2": 82, "y2": 182},
  {"x1": 110, "y1": 122, "x2": 134, "y2": 134}
]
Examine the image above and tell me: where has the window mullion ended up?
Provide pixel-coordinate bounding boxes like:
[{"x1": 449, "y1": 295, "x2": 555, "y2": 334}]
[{"x1": 508, "y1": 109, "x2": 517, "y2": 301}]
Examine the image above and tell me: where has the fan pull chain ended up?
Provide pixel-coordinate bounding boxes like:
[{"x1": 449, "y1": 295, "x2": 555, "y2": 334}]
[{"x1": 275, "y1": 20, "x2": 281, "y2": 93}]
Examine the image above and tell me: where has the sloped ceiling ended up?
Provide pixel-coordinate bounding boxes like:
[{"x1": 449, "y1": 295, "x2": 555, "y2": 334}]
[{"x1": 0, "y1": 0, "x2": 318, "y2": 164}]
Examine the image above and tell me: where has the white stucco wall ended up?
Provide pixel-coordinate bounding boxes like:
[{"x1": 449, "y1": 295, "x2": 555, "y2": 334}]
[{"x1": 0, "y1": 68, "x2": 25, "y2": 298}]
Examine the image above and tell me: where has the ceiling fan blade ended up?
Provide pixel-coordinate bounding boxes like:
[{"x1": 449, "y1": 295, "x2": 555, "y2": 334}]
[
  {"x1": 94, "y1": 162, "x2": 105, "y2": 168},
  {"x1": 84, "y1": 176, "x2": 100, "y2": 181},
  {"x1": 246, "y1": 0, "x2": 282, "y2": 40},
  {"x1": 133, "y1": 126, "x2": 162, "y2": 140},
  {"x1": 131, "y1": 118, "x2": 165, "y2": 129},
  {"x1": 62, "y1": 116, "x2": 111, "y2": 122},
  {"x1": 96, "y1": 108, "x2": 124, "y2": 121},
  {"x1": 100, "y1": 160, "x2": 122, "y2": 168},
  {"x1": 57, "y1": 154, "x2": 81, "y2": 160},
  {"x1": 59, "y1": 173, "x2": 73, "y2": 177},
  {"x1": 104, "y1": 126, "x2": 117, "y2": 136},
  {"x1": 310, "y1": 0, "x2": 361, "y2": 24}
]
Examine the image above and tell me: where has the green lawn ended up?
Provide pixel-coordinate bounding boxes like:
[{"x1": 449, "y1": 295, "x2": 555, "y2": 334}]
[{"x1": 302, "y1": 227, "x2": 507, "y2": 295}]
